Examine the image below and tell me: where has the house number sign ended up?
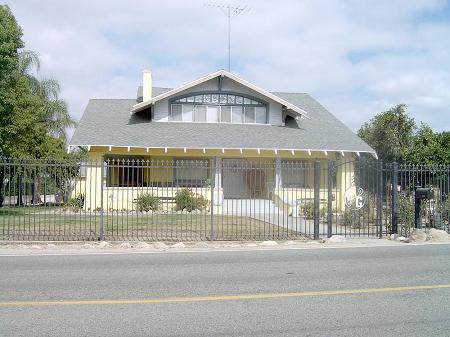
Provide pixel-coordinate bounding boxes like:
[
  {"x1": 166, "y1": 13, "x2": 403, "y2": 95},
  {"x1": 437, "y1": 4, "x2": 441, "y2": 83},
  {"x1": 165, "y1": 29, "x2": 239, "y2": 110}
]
[{"x1": 344, "y1": 175, "x2": 366, "y2": 211}]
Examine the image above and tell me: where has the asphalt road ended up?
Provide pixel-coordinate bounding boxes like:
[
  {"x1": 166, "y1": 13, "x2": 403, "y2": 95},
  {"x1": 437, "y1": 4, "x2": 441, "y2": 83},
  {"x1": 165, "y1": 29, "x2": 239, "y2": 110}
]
[{"x1": 1, "y1": 244, "x2": 450, "y2": 337}]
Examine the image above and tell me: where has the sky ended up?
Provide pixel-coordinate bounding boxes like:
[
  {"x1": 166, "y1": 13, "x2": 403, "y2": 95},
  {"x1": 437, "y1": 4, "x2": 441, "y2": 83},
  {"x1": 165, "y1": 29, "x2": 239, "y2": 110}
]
[{"x1": 5, "y1": 0, "x2": 450, "y2": 135}]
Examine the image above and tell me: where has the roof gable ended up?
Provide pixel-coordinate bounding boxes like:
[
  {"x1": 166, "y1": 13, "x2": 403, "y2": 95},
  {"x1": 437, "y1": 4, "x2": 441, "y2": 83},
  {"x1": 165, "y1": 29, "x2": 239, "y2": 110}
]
[{"x1": 131, "y1": 70, "x2": 309, "y2": 118}]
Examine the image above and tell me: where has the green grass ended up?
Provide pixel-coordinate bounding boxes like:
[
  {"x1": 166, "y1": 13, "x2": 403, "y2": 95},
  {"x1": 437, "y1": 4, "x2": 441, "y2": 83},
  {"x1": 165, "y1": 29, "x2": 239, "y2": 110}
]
[{"x1": 0, "y1": 207, "x2": 303, "y2": 241}]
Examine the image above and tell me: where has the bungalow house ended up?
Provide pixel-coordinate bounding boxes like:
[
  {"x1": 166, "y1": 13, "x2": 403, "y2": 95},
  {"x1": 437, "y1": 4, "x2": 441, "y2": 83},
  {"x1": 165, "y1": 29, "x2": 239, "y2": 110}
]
[{"x1": 69, "y1": 70, "x2": 376, "y2": 216}]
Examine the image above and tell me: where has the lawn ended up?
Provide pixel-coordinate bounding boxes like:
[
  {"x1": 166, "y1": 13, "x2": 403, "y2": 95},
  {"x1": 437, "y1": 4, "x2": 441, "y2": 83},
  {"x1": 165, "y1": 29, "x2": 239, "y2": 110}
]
[{"x1": 0, "y1": 207, "x2": 303, "y2": 241}]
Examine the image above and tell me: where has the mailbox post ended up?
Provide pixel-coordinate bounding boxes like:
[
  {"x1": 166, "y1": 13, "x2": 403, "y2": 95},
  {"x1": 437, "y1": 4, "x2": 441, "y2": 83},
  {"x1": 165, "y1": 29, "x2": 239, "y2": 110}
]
[{"x1": 414, "y1": 184, "x2": 434, "y2": 229}]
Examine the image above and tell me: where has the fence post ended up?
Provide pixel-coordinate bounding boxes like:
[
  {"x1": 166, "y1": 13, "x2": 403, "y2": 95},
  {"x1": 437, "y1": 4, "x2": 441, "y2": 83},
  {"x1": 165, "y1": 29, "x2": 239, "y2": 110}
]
[
  {"x1": 377, "y1": 160, "x2": 383, "y2": 238},
  {"x1": 314, "y1": 160, "x2": 320, "y2": 240},
  {"x1": 99, "y1": 158, "x2": 105, "y2": 241},
  {"x1": 327, "y1": 160, "x2": 333, "y2": 238},
  {"x1": 210, "y1": 158, "x2": 215, "y2": 241},
  {"x1": 391, "y1": 162, "x2": 398, "y2": 235}
]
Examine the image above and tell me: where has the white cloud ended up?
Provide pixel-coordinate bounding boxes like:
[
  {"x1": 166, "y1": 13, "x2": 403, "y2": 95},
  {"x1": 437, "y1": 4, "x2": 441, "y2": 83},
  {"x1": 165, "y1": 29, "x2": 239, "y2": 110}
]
[{"x1": 5, "y1": 0, "x2": 450, "y2": 134}]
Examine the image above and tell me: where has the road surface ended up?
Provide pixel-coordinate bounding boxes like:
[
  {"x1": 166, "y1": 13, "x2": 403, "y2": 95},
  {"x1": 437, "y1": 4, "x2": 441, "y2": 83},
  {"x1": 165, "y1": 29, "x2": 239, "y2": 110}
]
[{"x1": 1, "y1": 244, "x2": 450, "y2": 336}]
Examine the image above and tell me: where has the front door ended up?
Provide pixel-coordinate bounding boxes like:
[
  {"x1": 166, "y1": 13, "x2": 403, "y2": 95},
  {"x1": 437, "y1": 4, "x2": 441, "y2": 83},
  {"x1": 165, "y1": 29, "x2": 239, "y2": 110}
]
[
  {"x1": 222, "y1": 159, "x2": 267, "y2": 199},
  {"x1": 223, "y1": 159, "x2": 248, "y2": 199}
]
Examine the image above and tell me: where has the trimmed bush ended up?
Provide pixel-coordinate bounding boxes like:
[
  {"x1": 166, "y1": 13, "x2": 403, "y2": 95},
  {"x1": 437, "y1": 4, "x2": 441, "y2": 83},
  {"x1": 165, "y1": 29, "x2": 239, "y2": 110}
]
[
  {"x1": 300, "y1": 202, "x2": 314, "y2": 220},
  {"x1": 68, "y1": 194, "x2": 84, "y2": 209},
  {"x1": 175, "y1": 188, "x2": 208, "y2": 212},
  {"x1": 135, "y1": 193, "x2": 160, "y2": 212}
]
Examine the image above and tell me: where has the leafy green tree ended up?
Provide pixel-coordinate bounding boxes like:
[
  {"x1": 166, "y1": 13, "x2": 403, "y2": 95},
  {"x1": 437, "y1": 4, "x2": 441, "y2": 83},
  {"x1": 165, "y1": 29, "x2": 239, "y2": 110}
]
[
  {"x1": 406, "y1": 124, "x2": 442, "y2": 165},
  {"x1": 436, "y1": 132, "x2": 450, "y2": 164},
  {"x1": 0, "y1": 5, "x2": 78, "y2": 206},
  {"x1": 358, "y1": 104, "x2": 416, "y2": 163}
]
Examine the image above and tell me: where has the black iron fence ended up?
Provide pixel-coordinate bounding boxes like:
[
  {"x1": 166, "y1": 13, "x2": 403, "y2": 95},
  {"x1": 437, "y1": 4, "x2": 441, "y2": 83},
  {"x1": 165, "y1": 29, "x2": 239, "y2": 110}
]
[{"x1": 0, "y1": 157, "x2": 449, "y2": 241}]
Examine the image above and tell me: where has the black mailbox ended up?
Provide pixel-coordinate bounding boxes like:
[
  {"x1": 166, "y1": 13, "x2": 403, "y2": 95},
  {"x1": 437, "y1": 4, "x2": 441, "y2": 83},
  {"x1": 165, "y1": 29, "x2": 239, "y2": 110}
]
[
  {"x1": 414, "y1": 185, "x2": 434, "y2": 229},
  {"x1": 415, "y1": 187, "x2": 433, "y2": 200}
]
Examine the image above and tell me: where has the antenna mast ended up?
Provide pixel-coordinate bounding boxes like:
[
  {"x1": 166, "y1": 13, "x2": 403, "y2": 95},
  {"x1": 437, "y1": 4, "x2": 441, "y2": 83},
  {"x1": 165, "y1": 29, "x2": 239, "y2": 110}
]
[{"x1": 205, "y1": 2, "x2": 250, "y2": 72}]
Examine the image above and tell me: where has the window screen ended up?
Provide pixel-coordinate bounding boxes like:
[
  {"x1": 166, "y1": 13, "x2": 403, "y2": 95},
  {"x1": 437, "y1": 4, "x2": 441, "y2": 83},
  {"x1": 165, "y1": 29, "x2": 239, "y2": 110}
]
[
  {"x1": 232, "y1": 106, "x2": 243, "y2": 123},
  {"x1": 174, "y1": 159, "x2": 209, "y2": 187},
  {"x1": 255, "y1": 107, "x2": 267, "y2": 124},
  {"x1": 183, "y1": 105, "x2": 193, "y2": 122},
  {"x1": 244, "y1": 107, "x2": 255, "y2": 123},
  {"x1": 281, "y1": 161, "x2": 308, "y2": 188},
  {"x1": 171, "y1": 104, "x2": 182, "y2": 121},
  {"x1": 194, "y1": 105, "x2": 207, "y2": 122},
  {"x1": 221, "y1": 106, "x2": 232, "y2": 123},
  {"x1": 207, "y1": 106, "x2": 219, "y2": 122}
]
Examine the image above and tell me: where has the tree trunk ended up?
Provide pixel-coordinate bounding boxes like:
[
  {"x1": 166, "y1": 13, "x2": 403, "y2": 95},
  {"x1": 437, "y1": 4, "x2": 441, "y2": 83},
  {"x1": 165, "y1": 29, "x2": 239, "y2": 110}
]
[
  {"x1": 32, "y1": 172, "x2": 41, "y2": 205},
  {"x1": 0, "y1": 167, "x2": 4, "y2": 208},
  {"x1": 16, "y1": 173, "x2": 24, "y2": 206}
]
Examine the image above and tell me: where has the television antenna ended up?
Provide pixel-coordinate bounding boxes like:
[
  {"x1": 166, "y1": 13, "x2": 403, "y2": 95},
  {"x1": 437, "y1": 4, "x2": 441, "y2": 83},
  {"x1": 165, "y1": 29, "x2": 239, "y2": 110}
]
[{"x1": 205, "y1": 2, "x2": 250, "y2": 72}]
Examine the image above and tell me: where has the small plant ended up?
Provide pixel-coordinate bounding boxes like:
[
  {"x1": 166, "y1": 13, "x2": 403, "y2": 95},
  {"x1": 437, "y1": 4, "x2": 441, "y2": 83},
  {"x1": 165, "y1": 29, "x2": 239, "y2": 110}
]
[
  {"x1": 135, "y1": 193, "x2": 161, "y2": 212},
  {"x1": 68, "y1": 194, "x2": 84, "y2": 209},
  {"x1": 438, "y1": 196, "x2": 450, "y2": 222},
  {"x1": 320, "y1": 207, "x2": 328, "y2": 219},
  {"x1": 300, "y1": 202, "x2": 314, "y2": 220},
  {"x1": 398, "y1": 192, "x2": 414, "y2": 234},
  {"x1": 341, "y1": 210, "x2": 356, "y2": 227},
  {"x1": 175, "y1": 188, "x2": 208, "y2": 212}
]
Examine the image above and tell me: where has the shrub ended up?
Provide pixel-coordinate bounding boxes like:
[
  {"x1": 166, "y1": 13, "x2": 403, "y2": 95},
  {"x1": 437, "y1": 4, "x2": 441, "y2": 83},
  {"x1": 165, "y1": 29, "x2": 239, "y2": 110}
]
[
  {"x1": 68, "y1": 194, "x2": 84, "y2": 209},
  {"x1": 398, "y1": 192, "x2": 414, "y2": 234},
  {"x1": 175, "y1": 188, "x2": 208, "y2": 212},
  {"x1": 438, "y1": 196, "x2": 450, "y2": 222},
  {"x1": 320, "y1": 207, "x2": 328, "y2": 219},
  {"x1": 135, "y1": 193, "x2": 160, "y2": 212},
  {"x1": 300, "y1": 202, "x2": 314, "y2": 220}
]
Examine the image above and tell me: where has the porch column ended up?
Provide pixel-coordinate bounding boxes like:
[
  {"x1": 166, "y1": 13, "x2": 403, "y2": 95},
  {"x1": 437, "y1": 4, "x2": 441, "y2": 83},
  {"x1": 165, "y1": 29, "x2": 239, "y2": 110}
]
[
  {"x1": 275, "y1": 158, "x2": 282, "y2": 189},
  {"x1": 213, "y1": 157, "x2": 222, "y2": 206}
]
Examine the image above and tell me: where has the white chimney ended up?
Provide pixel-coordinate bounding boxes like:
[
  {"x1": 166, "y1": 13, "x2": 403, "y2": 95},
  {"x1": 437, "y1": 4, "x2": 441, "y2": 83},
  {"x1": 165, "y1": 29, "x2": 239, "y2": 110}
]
[{"x1": 142, "y1": 69, "x2": 152, "y2": 102}]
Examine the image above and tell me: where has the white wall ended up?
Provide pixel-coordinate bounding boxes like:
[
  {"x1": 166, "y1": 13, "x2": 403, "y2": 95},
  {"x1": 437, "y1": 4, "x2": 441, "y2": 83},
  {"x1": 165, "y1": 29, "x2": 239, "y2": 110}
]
[{"x1": 153, "y1": 77, "x2": 283, "y2": 125}]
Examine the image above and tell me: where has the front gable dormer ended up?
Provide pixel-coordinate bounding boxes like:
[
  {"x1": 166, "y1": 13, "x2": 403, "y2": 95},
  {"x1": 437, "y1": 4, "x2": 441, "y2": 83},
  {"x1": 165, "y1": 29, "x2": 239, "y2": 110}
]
[{"x1": 131, "y1": 70, "x2": 308, "y2": 126}]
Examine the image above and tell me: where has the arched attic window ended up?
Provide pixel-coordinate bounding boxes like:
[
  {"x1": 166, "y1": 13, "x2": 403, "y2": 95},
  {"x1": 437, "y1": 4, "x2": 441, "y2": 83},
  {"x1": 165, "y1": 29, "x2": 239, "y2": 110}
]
[{"x1": 169, "y1": 92, "x2": 268, "y2": 124}]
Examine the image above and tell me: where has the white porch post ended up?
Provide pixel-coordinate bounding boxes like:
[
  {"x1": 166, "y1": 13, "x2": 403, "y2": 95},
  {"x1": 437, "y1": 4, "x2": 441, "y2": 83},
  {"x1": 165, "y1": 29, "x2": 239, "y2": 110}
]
[
  {"x1": 213, "y1": 157, "x2": 223, "y2": 206},
  {"x1": 275, "y1": 158, "x2": 282, "y2": 189}
]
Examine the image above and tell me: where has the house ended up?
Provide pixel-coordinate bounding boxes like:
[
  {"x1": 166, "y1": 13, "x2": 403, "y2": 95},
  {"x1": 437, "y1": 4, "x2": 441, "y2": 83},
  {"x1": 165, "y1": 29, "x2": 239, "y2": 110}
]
[{"x1": 69, "y1": 70, "x2": 376, "y2": 215}]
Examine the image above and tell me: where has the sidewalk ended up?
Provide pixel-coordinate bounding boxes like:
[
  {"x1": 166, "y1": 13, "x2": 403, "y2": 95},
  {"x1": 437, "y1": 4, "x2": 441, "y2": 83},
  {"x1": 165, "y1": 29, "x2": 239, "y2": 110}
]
[{"x1": 1, "y1": 234, "x2": 450, "y2": 256}]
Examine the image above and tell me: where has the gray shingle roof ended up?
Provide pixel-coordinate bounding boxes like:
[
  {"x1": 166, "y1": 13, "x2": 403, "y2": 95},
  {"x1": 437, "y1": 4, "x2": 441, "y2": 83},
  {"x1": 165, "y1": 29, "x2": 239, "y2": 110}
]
[{"x1": 70, "y1": 87, "x2": 375, "y2": 154}]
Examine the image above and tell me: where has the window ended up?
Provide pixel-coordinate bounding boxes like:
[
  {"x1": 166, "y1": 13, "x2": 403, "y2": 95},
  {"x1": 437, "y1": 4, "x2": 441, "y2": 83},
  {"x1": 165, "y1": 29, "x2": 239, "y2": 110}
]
[
  {"x1": 221, "y1": 106, "x2": 232, "y2": 123},
  {"x1": 244, "y1": 107, "x2": 255, "y2": 123},
  {"x1": 183, "y1": 105, "x2": 193, "y2": 122},
  {"x1": 255, "y1": 107, "x2": 267, "y2": 124},
  {"x1": 281, "y1": 160, "x2": 308, "y2": 188},
  {"x1": 170, "y1": 92, "x2": 268, "y2": 124},
  {"x1": 171, "y1": 104, "x2": 182, "y2": 121},
  {"x1": 106, "y1": 157, "x2": 145, "y2": 187},
  {"x1": 232, "y1": 106, "x2": 243, "y2": 123},
  {"x1": 194, "y1": 105, "x2": 207, "y2": 122},
  {"x1": 174, "y1": 159, "x2": 209, "y2": 187},
  {"x1": 207, "y1": 106, "x2": 219, "y2": 122}
]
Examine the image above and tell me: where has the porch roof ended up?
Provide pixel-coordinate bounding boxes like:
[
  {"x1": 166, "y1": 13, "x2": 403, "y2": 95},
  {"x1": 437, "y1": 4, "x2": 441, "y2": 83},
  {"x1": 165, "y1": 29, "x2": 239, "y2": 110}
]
[{"x1": 70, "y1": 90, "x2": 376, "y2": 156}]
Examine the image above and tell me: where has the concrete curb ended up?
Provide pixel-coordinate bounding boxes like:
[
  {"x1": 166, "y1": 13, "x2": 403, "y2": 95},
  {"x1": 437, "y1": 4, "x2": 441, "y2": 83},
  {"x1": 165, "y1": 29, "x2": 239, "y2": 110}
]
[{"x1": 1, "y1": 238, "x2": 450, "y2": 256}]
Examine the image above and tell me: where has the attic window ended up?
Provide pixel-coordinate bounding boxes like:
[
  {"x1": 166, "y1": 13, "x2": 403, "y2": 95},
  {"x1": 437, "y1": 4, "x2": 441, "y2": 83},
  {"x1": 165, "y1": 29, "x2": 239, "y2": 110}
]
[
  {"x1": 170, "y1": 91, "x2": 268, "y2": 124},
  {"x1": 172, "y1": 92, "x2": 266, "y2": 106}
]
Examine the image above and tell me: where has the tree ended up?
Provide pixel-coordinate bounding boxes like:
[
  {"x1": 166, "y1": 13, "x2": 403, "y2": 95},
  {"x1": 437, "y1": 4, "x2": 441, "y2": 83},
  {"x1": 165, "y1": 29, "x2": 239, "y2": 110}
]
[
  {"x1": 406, "y1": 124, "x2": 442, "y2": 165},
  {"x1": 358, "y1": 104, "x2": 416, "y2": 163},
  {"x1": 0, "y1": 5, "x2": 78, "y2": 206}
]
